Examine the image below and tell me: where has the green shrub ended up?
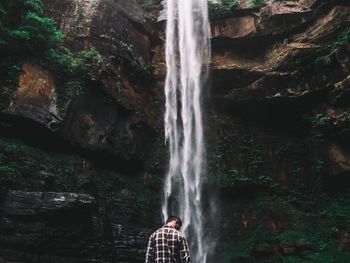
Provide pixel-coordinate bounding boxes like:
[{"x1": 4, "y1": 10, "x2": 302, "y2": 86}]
[
  {"x1": 246, "y1": 0, "x2": 267, "y2": 8},
  {"x1": 140, "y1": 0, "x2": 156, "y2": 11},
  {"x1": 315, "y1": 28, "x2": 350, "y2": 65},
  {"x1": 208, "y1": 0, "x2": 239, "y2": 20},
  {"x1": 0, "y1": 0, "x2": 105, "y2": 112},
  {"x1": 0, "y1": 0, "x2": 62, "y2": 57},
  {"x1": 208, "y1": 0, "x2": 267, "y2": 19}
]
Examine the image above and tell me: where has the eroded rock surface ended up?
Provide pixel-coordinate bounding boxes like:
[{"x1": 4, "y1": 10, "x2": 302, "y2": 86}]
[{"x1": 6, "y1": 64, "x2": 61, "y2": 130}]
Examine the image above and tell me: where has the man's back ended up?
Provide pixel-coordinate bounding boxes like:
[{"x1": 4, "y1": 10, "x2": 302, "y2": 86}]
[{"x1": 145, "y1": 226, "x2": 191, "y2": 263}]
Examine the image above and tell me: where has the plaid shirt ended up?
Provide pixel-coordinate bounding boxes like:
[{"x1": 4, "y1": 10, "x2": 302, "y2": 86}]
[{"x1": 145, "y1": 226, "x2": 191, "y2": 263}]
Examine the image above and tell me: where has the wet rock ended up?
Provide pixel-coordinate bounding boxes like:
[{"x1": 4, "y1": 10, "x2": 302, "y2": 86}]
[
  {"x1": 211, "y1": 16, "x2": 256, "y2": 39},
  {"x1": 211, "y1": 4, "x2": 350, "y2": 123},
  {"x1": 210, "y1": 1, "x2": 313, "y2": 41},
  {"x1": 280, "y1": 243, "x2": 296, "y2": 255},
  {"x1": 44, "y1": 0, "x2": 151, "y2": 57},
  {"x1": 340, "y1": 231, "x2": 350, "y2": 252},
  {"x1": 296, "y1": 239, "x2": 313, "y2": 254},
  {"x1": 3, "y1": 190, "x2": 95, "y2": 216},
  {"x1": 6, "y1": 64, "x2": 61, "y2": 130},
  {"x1": 328, "y1": 144, "x2": 350, "y2": 175},
  {"x1": 60, "y1": 86, "x2": 156, "y2": 161},
  {"x1": 251, "y1": 243, "x2": 277, "y2": 258},
  {"x1": 280, "y1": 240, "x2": 313, "y2": 256}
]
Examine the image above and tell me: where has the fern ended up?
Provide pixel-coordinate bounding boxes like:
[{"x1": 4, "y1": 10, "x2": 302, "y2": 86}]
[{"x1": 315, "y1": 28, "x2": 350, "y2": 65}]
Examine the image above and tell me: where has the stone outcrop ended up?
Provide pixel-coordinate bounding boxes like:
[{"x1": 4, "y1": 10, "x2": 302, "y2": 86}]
[
  {"x1": 210, "y1": 1, "x2": 314, "y2": 40},
  {"x1": 211, "y1": 4, "x2": 350, "y2": 101},
  {"x1": 6, "y1": 64, "x2": 61, "y2": 130}
]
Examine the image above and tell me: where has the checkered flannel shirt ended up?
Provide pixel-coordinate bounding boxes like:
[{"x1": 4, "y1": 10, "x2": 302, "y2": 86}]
[{"x1": 145, "y1": 225, "x2": 191, "y2": 263}]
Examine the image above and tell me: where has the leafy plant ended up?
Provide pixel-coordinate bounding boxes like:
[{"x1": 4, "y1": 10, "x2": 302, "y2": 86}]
[
  {"x1": 0, "y1": 0, "x2": 107, "y2": 113},
  {"x1": 310, "y1": 113, "x2": 331, "y2": 129},
  {"x1": 208, "y1": 0, "x2": 240, "y2": 20},
  {"x1": 0, "y1": 0, "x2": 62, "y2": 57},
  {"x1": 246, "y1": 0, "x2": 267, "y2": 8},
  {"x1": 315, "y1": 28, "x2": 350, "y2": 65},
  {"x1": 140, "y1": 0, "x2": 156, "y2": 11}
]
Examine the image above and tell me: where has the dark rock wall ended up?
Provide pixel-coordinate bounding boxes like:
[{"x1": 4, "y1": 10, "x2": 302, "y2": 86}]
[
  {"x1": 0, "y1": 0, "x2": 162, "y2": 262},
  {"x1": 205, "y1": 0, "x2": 350, "y2": 261}
]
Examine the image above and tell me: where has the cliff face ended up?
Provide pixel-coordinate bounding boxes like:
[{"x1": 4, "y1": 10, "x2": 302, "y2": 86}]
[
  {"x1": 205, "y1": 1, "x2": 350, "y2": 261},
  {"x1": 0, "y1": 1, "x2": 161, "y2": 262},
  {"x1": 1, "y1": 0, "x2": 350, "y2": 262}
]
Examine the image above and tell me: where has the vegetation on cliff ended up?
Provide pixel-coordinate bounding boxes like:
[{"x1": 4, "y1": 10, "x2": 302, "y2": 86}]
[
  {"x1": 0, "y1": 0, "x2": 61, "y2": 85},
  {"x1": 208, "y1": 0, "x2": 267, "y2": 19},
  {"x1": 0, "y1": 0, "x2": 103, "y2": 111}
]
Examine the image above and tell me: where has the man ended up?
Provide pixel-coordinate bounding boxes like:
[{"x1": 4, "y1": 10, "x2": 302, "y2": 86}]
[{"x1": 145, "y1": 216, "x2": 191, "y2": 263}]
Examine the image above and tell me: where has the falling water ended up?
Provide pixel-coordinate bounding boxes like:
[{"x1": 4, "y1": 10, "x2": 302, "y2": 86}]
[{"x1": 162, "y1": 0, "x2": 211, "y2": 262}]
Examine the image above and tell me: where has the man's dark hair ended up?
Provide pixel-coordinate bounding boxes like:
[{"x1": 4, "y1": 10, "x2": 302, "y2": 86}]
[{"x1": 166, "y1": 216, "x2": 182, "y2": 227}]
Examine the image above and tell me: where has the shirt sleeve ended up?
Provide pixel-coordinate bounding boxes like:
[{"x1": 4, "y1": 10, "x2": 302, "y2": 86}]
[
  {"x1": 145, "y1": 234, "x2": 154, "y2": 263},
  {"x1": 180, "y1": 236, "x2": 191, "y2": 263}
]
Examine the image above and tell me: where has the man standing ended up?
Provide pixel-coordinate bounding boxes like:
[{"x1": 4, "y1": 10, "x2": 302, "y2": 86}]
[{"x1": 145, "y1": 216, "x2": 191, "y2": 263}]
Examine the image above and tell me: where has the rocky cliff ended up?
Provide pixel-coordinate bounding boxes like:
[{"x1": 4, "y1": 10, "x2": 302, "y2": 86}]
[{"x1": 1, "y1": 0, "x2": 350, "y2": 262}]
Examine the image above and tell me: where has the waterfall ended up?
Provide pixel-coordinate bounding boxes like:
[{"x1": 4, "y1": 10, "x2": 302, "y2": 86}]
[{"x1": 162, "y1": 0, "x2": 212, "y2": 262}]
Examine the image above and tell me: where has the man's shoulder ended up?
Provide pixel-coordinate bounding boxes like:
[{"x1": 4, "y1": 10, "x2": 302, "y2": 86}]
[
  {"x1": 165, "y1": 227, "x2": 187, "y2": 239},
  {"x1": 151, "y1": 226, "x2": 185, "y2": 238}
]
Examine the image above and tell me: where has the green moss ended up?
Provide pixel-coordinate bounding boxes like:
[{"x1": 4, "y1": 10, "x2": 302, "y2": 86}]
[
  {"x1": 117, "y1": 40, "x2": 155, "y2": 82},
  {"x1": 0, "y1": 0, "x2": 106, "y2": 114},
  {"x1": 219, "y1": 192, "x2": 350, "y2": 262},
  {"x1": 0, "y1": 136, "x2": 160, "y2": 226},
  {"x1": 246, "y1": 0, "x2": 267, "y2": 8},
  {"x1": 208, "y1": 0, "x2": 240, "y2": 20},
  {"x1": 0, "y1": 0, "x2": 62, "y2": 58},
  {"x1": 139, "y1": 0, "x2": 156, "y2": 12},
  {"x1": 0, "y1": 138, "x2": 89, "y2": 191},
  {"x1": 208, "y1": 0, "x2": 267, "y2": 20}
]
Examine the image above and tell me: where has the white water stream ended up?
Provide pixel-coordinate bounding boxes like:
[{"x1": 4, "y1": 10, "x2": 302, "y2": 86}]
[{"x1": 162, "y1": 0, "x2": 211, "y2": 262}]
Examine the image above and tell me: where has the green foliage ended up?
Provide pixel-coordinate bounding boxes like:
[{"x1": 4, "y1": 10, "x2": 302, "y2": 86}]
[
  {"x1": 310, "y1": 113, "x2": 330, "y2": 129},
  {"x1": 208, "y1": 0, "x2": 267, "y2": 19},
  {"x1": 0, "y1": 138, "x2": 88, "y2": 191},
  {"x1": 238, "y1": 139, "x2": 265, "y2": 173},
  {"x1": 0, "y1": 0, "x2": 105, "y2": 112},
  {"x1": 117, "y1": 40, "x2": 155, "y2": 81},
  {"x1": 246, "y1": 0, "x2": 267, "y2": 8},
  {"x1": 315, "y1": 28, "x2": 350, "y2": 65},
  {"x1": 24, "y1": 0, "x2": 44, "y2": 14},
  {"x1": 0, "y1": 0, "x2": 62, "y2": 57},
  {"x1": 0, "y1": 136, "x2": 160, "y2": 227},
  {"x1": 70, "y1": 48, "x2": 103, "y2": 79},
  {"x1": 208, "y1": 0, "x2": 240, "y2": 20},
  {"x1": 118, "y1": 40, "x2": 134, "y2": 55},
  {"x1": 43, "y1": 47, "x2": 103, "y2": 108},
  {"x1": 278, "y1": 230, "x2": 309, "y2": 245},
  {"x1": 140, "y1": 0, "x2": 156, "y2": 11},
  {"x1": 138, "y1": 0, "x2": 158, "y2": 24},
  {"x1": 219, "y1": 193, "x2": 350, "y2": 263},
  {"x1": 0, "y1": 0, "x2": 153, "y2": 111},
  {"x1": 216, "y1": 168, "x2": 277, "y2": 190},
  {"x1": 0, "y1": 0, "x2": 63, "y2": 89}
]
